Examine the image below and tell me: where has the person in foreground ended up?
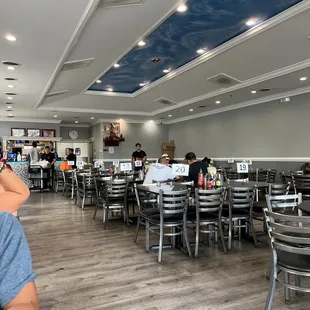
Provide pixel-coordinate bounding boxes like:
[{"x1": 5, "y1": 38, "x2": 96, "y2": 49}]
[
  {"x1": 0, "y1": 163, "x2": 39, "y2": 310},
  {"x1": 185, "y1": 152, "x2": 208, "y2": 187}
]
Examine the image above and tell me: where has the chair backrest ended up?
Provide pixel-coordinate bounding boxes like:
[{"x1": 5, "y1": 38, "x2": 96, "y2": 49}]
[
  {"x1": 257, "y1": 169, "x2": 269, "y2": 182},
  {"x1": 265, "y1": 193, "x2": 302, "y2": 212},
  {"x1": 264, "y1": 209, "x2": 310, "y2": 256},
  {"x1": 268, "y1": 183, "x2": 290, "y2": 196},
  {"x1": 229, "y1": 186, "x2": 255, "y2": 210},
  {"x1": 224, "y1": 169, "x2": 240, "y2": 181},
  {"x1": 106, "y1": 180, "x2": 127, "y2": 198},
  {"x1": 267, "y1": 169, "x2": 277, "y2": 183},
  {"x1": 134, "y1": 184, "x2": 157, "y2": 212},
  {"x1": 82, "y1": 174, "x2": 97, "y2": 190},
  {"x1": 248, "y1": 170, "x2": 257, "y2": 181},
  {"x1": 292, "y1": 174, "x2": 310, "y2": 192},
  {"x1": 195, "y1": 188, "x2": 225, "y2": 214},
  {"x1": 158, "y1": 188, "x2": 190, "y2": 215}
]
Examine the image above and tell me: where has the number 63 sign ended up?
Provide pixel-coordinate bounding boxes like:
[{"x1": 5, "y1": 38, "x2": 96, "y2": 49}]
[
  {"x1": 172, "y1": 164, "x2": 189, "y2": 177},
  {"x1": 237, "y1": 163, "x2": 249, "y2": 173}
]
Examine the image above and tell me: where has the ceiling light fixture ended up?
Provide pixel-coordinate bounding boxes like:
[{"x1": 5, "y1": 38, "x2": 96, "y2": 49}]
[
  {"x1": 138, "y1": 40, "x2": 146, "y2": 47},
  {"x1": 107, "y1": 88, "x2": 113, "y2": 92},
  {"x1": 163, "y1": 69, "x2": 171, "y2": 73},
  {"x1": 54, "y1": 115, "x2": 58, "y2": 118},
  {"x1": 189, "y1": 109, "x2": 193, "y2": 112},
  {"x1": 91, "y1": 117, "x2": 94, "y2": 120},
  {"x1": 168, "y1": 114, "x2": 172, "y2": 117},
  {"x1": 7, "y1": 96, "x2": 13, "y2": 100},
  {"x1": 8, "y1": 113, "x2": 13, "y2": 116},
  {"x1": 245, "y1": 18, "x2": 259, "y2": 27},
  {"x1": 75, "y1": 120, "x2": 79, "y2": 124},
  {"x1": 7, "y1": 106, "x2": 12, "y2": 109},
  {"x1": 96, "y1": 80, "x2": 102, "y2": 83},
  {"x1": 7, "y1": 66, "x2": 15, "y2": 71},
  {"x1": 251, "y1": 90, "x2": 257, "y2": 94},
  {"x1": 300, "y1": 77, "x2": 308, "y2": 81},
  {"x1": 8, "y1": 85, "x2": 14, "y2": 88},
  {"x1": 196, "y1": 48, "x2": 206, "y2": 55},
  {"x1": 113, "y1": 63, "x2": 120, "y2": 68},
  {"x1": 215, "y1": 101, "x2": 221, "y2": 104},
  {"x1": 177, "y1": 3, "x2": 188, "y2": 12},
  {"x1": 5, "y1": 35, "x2": 17, "y2": 42}
]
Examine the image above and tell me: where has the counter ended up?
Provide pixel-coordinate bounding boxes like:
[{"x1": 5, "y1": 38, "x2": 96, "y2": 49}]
[{"x1": 10, "y1": 161, "x2": 63, "y2": 187}]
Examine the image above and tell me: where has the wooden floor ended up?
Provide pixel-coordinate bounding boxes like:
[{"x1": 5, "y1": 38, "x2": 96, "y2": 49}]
[{"x1": 20, "y1": 192, "x2": 310, "y2": 310}]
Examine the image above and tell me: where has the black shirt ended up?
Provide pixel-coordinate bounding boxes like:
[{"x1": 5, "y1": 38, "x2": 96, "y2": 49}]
[
  {"x1": 41, "y1": 152, "x2": 56, "y2": 164},
  {"x1": 132, "y1": 150, "x2": 147, "y2": 161},
  {"x1": 66, "y1": 153, "x2": 77, "y2": 168},
  {"x1": 189, "y1": 161, "x2": 209, "y2": 187}
]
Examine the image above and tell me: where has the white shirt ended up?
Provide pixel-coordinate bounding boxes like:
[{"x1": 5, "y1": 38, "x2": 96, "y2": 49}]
[
  {"x1": 28, "y1": 147, "x2": 39, "y2": 165},
  {"x1": 143, "y1": 163, "x2": 173, "y2": 185}
]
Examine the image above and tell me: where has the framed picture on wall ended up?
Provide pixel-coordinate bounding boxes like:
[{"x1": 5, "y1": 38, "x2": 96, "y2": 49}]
[
  {"x1": 11, "y1": 128, "x2": 26, "y2": 137},
  {"x1": 42, "y1": 129, "x2": 56, "y2": 138},
  {"x1": 27, "y1": 128, "x2": 41, "y2": 137}
]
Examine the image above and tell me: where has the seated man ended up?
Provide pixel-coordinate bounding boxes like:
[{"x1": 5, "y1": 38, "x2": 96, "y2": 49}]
[
  {"x1": 185, "y1": 152, "x2": 208, "y2": 188},
  {"x1": 144, "y1": 157, "x2": 173, "y2": 184}
]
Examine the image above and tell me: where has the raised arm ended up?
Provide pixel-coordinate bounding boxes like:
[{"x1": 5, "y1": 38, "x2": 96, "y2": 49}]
[{"x1": 0, "y1": 166, "x2": 30, "y2": 213}]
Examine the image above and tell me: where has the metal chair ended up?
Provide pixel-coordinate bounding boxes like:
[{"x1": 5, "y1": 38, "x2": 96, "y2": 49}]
[
  {"x1": 187, "y1": 188, "x2": 227, "y2": 258},
  {"x1": 222, "y1": 186, "x2": 258, "y2": 250},
  {"x1": 133, "y1": 184, "x2": 158, "y2": 243},
  {"x1": 93, "y1": 176, "x2": 112, "y2": 219},
  {"x1": 63, "y1": 170, "x2": 76, "y2": 199},
  {"x1": 144, "y1": 188, "x2": 192, "y2": 263},
  {"x1": 76, "y1": 174, "x2": 98, "y2": 209},
  {"x1": 102, "y1": 179, "x2": 128, "y2": 229},
  {"x1": 292, "y1": 174, "x2": 310, "y2": 200},
  {"x1": 223, "y1": 169, "x2": 240, "y2": 181},
  {"x1": 264, "y1": 210, "x2": 310, "y2": 309},
  {"x1": 265, "y1": 193, "x2": 302, "y2": 214},
  {"x1": 53, "y1": 169, "x2": 64, "y2": 193},
  {"x1": 268, "y1": 183, "x2": 290, "y2": 196},
  {"x1": 257, "y1": 170, "x2": 269, "y2": 182}
]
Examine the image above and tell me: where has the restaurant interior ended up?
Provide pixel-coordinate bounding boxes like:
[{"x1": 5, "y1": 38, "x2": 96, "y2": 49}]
[{"x1": 1, "y1": 0, "x2": 310, "y2": 309}]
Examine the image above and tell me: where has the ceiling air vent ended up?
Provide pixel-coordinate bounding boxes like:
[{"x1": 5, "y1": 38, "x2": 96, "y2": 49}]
[
  {"x1": 46, "y1": 90, "x2": 68, "y2": 98},
  {"x1": 208, "y1": 73, "x2": 241, "y2": 88},
  {"x1": 154, "y1": 97, "x2": 177, "y2": 105},
  {"x1": 100, "y1": 0, "x2": 144, "y2": 8},
  {"x1": 61, "y1": 58, "x2": 95, "y2": 71}
]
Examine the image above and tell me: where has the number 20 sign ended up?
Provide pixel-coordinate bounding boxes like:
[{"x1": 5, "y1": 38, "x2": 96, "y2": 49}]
[
  {"x1": 237, "y1": 163, "x2": 249, "y2": 173},
  {"x1": 172, "y1": 164, "x2": 189, "y2": 176}
]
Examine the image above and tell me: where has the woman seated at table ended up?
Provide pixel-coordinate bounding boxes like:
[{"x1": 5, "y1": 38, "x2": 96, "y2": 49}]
[{"x1": 143, "y1": 157, "x2": 173, "y2": 185}]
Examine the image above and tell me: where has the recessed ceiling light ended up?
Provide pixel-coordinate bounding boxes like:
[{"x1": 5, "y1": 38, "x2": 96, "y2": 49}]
[
  {"x1": 91, "y1": 117, "x2": 94, "y2": 120},
  {"x1": 7, "y1": 96, "x2": 13, "y2": 100},
  {"x1": 75, "y1": 120, "x2": 79, "y2": 124},
  {"x1": 7, "y1": 66, "x2": 15, "y2": 71},
  {"x1": 8, "y1": 113, "x2": 13, "y2": 116},
  {"x1": 139, "y1": 81, "x2": 149, "y2": 87},
  {"x1": 251, "y1": 90, "x2": 257, "y2": 94},
  {"x1": 168, "y1": 115, "x2": 172, "y2": 117},
  {"x1": 163, "y1": 69, "x2": 171, "y2": 73},
  {"x1": 139, "y1": 83, "x2": 145, "y2": 87},
  {"x1": 8, "y1": 85, "x2": 14, "y2": 88},
  {"x1": 113, "y1": 63, "x2": 120, "y2": 68},
  {"x1": 7, "y1": 106, "x2": 12, "y2": 109},
  {"x1": 96, "y1": 80, "x2": 102, "y2": 83},
  {"x1": 215, "y1": 101, "x2": 221, "y2": 104},
  {"x1": 107, "y1": 87, "x2": 113, "y2": 92},
  {"x1": 196, "y1": 48, "x2": 206, "y2": 54},
  {"x1": 245, "y1": 18, "x2": 259, "y2": 27},
  {"x1": 300, "y1": 77, "x2": 308, "y2": 81},
  {"x1": 54, "y1": 115, "x2": 58, "y2": 118},
  {"x1": 138, "y1": 40, "x2": 146, "y2": 47},
  {"x1": 5, "y1": 35, "x2": 17, "y2": 42},
  {"x1": 177, "y1": 4, "x2": 188, "y2": 12},
  {"x1": 189, "y1": 109, "x2": 193, "y2": 112}
]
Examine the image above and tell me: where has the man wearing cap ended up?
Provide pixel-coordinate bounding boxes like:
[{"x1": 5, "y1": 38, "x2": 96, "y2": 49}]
[
  {"x1": 185, "y1": 152, "x2": 208, "y2": 187},
  {"x1": 144, "y1": 157, "x2": 172, "y2": 184},
  {"x1": 159, "y1": 154, "x2": 169, "y2": 165}
]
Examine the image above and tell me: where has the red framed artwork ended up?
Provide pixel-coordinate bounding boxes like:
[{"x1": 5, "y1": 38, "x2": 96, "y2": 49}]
[{"x1": 42, "y1": 129, "x2": 56, "y2": 138}]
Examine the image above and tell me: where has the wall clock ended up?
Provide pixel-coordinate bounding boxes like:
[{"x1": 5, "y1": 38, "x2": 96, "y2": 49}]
[{"x1": 68, "y1": 130, "x2": 79, "y2": 140}]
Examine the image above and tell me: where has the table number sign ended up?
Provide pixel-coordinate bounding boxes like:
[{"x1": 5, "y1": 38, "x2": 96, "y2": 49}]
[
  {"x1": 67, "y1": 161, "x2": 75, "y2": 166},
  {"x1": 94, "y1": 161, "x2": 100, "y2": 168},
  {"x1": 113, "y1": 160, "x2": 120, "y2": 166},
  {"x1": 172, "y1": 164, "x2": 189, "y2": 177},
  {"x1": 77, "y1": 161, "x2": 84, "y2": 168},
  {"x1": 120, "y1": 162, "x2": 132, "y2": 172},
  {"x1": 237, "y1": 162, "x2": 249, "y2": 173},
  {"x1": 134, "y1": 161, "x2": 142, "y2": 167}
]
